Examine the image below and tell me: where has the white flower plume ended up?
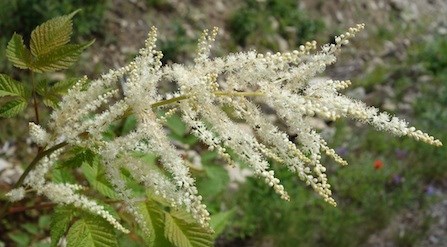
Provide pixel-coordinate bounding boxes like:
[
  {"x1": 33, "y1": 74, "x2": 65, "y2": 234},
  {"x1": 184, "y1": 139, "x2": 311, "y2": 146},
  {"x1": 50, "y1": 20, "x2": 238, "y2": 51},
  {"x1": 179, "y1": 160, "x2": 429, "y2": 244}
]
[{"x1": 16, "y1": 24, "x2": 441, "y2": 232}]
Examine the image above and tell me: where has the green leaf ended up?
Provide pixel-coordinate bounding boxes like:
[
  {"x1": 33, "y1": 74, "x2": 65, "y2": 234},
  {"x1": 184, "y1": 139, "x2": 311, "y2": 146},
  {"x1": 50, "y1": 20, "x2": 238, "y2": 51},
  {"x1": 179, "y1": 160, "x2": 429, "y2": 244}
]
[
  {"x1": 166, "y1": 114, "x2": 187, "y2": 137},
  {"x1": 52, "y1": 167, "x2": 76, "y2": 183},
  {"x1": 61, "y1": 147, "x2": 96, "y2": 168},
  {"x1": 22, "y1": 223, "x2": 39, "y2": 235},
  {"x1": 66, "y1": 214, "x2": 118, "y2": 247},
  {"x1": 8, "y1": 231, "x2": 30, "y2": 247},
  {"x1": 209, "y1": 210, "x2": 235, "y2": 238},
  {"x1": 138, "y1": 201, "x2": 172, "y2": 247},
  {"x1": 0, "y1": 74, "x2": 27, "y2": 98},
  {"x1": 30, "y1": 10, "x2": 80, "y2": 57},
  {"x1": 197, "y1": 165, "x2": 229, "y2": 199},
  {"x1": 6, "y1": 33, "x2": 31, "y2": 70},
  {"x1": 52, "y1": 77, "x2": 79, "y2": 93},
  {"x1": 0, "y1": 98, "x2": 27, "y2": 117},
  {"x1": 38, "y1": 214, "x2": 52, "y2": 230},
  {"x1": 81, "y1": 161, "x2": 119, "y2": 199},
  {"x1": 164, "y1": 210, "x2": 213, "y2": 247},
  {"x1": 50, "y1": 206, "x2": 75, "y2": 247},
  {"x1": 38, "y1": 78, "x2": 79, "y2": 108},
  {"x1": 31, "y1": 41, "x2": 94, "y2": 73}
]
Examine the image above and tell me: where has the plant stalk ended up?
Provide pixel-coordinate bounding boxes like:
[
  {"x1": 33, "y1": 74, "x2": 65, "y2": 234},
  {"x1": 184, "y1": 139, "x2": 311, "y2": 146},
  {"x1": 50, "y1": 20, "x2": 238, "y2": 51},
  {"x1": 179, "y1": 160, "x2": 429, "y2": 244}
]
[{"x1": 31, "y1": 71, "x2": 40, "y2": 124}]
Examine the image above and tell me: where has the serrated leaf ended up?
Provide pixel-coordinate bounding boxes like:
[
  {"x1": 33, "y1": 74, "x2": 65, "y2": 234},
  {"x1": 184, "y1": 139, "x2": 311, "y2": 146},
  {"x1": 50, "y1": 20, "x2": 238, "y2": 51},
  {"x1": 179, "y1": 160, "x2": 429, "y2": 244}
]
[
  {"x1": 209, "y1": 210, "x2": 235, "y2": 238},
  {"x1": 0, "y1": 98, "x2": 27, "y2": 117},
  {"x1": 37, "y1": 78, "x2": 78, "y2": 108},
  {"x1": 30, "y1": 10, "x2": 80, "y2": 57},
  {"x1": 6, "y1": 33, "x2": 31, "y2": 69},
  {"x1": 52, "y1": 167, "x2": 76, "y2": 183},
  {"x1": 138, "y1": 201, "x2": 172, "y2": 247},
  {"x1": 164, "y1": 211, "x2": 213, "y2": 247},
  {"x1": 0, "y1": 74, "x2": 27, "y2": 98},
  {"x1": 52, "y1": 77, "x2": 79, "y2": 93},
  {"x1": 82, "y1": 161, "x2": 119, "y2": 199},
  {"x1": 66, "y1": 215, "x2": 118, "y2": 247},
  {"x1": 50, "y1": 206, "x2": 75, "y2": 247},
  {"x1": 31, "y1": 41, "x2": 94, "y2": 73}
]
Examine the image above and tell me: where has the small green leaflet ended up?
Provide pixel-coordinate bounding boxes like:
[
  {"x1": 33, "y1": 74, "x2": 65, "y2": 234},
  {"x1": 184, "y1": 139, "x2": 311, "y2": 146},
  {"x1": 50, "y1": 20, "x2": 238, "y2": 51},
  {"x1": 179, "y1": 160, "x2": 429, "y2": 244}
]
[
  {"x1": 0, "y1": 74, "x2": 29, "y2": 117},
  {"x1": 0, "y1": 98, "x2": 27, "y2": 118},
  {"x1": 164, "y1": 210, "x2": 213, "y2": 247},
  {"x1": 66, "y1": 214, "x2": 118, "y2": 247},
  {"x1": 6, "y1": 33, "x2": 31, "y2": 70},
  {"x1": 50, "y1": 206, "x2": 75, "y2": 247},
  {"x1": 0, "y1": 74, "x2": 27, "y2": 98}
]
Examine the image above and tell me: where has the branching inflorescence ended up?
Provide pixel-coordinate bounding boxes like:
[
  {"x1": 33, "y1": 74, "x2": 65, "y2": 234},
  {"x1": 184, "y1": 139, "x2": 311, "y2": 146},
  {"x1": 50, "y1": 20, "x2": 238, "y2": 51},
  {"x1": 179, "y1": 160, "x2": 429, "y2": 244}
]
[{"x1": 8, "y1": 24, "x2": 442, "y2": 233}]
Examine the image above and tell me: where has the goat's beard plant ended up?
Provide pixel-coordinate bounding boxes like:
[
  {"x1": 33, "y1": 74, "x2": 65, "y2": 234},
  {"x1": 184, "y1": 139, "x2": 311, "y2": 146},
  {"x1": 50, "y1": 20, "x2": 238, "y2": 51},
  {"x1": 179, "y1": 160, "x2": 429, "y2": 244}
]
[{"x1": 5, "y1": 24, "x2": 442, "y2": 234}]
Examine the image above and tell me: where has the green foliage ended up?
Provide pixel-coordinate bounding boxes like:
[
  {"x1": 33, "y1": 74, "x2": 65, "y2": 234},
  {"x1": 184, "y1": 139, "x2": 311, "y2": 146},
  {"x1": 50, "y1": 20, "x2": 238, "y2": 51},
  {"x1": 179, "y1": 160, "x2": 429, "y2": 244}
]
[
  {"x1": 0, "y1": 74, "x2": 28, "y2": 98},
  {"x1": 50, "y1": 206, "x2": 75, "y2": 247},
  {"x1": 0, "y1": 99, "x2": 28, "y2": 118},
  {"x1": 81, "y1": 161, "x2": 119, "y2": 199},
  {"x1": 138, "y1": 200, "x2": 169, "y2": 246},
  {"x1": 30, "y1": 10, "x2": 79, "y2": 57},
  {"x1": 0, "y1": 0, "x2": 107, "y2": 73},
  {"x1": 164, "y1": 211, "x2": 213, "y2": 247},
  {"x1": 209, "y1": 210, "x2": 235, "y2": 238},
  {"x1": 229, "y1": 0, "x2": 324, "y2": 50},
  {"x1": 6, "y1": 10, "x2": 94, "y2": 73},
  {"x1": 66, "y1": 214, "x2": 118, "y2": 247},
  {"x1": 60, "y1": 147, "x2": 97, "y2": 168},
  {"x1": 138, "y1": 198, "x2": 214, "y2": 247},
  {"x1": 7, "y1": 231, "x2": 30, "y2": 247},
  {"x1": 0, "y1": 0, "x2": 108, "y2": 40},
  {"x1": 37, "y1": 78, "x2": 79, "y2": 108},
  {"x1": 5, "y1": 34, "x2": 32, "y2": 70},
  {"x1": 0, "y1": 74, "x2": 29, "y2": 117}
]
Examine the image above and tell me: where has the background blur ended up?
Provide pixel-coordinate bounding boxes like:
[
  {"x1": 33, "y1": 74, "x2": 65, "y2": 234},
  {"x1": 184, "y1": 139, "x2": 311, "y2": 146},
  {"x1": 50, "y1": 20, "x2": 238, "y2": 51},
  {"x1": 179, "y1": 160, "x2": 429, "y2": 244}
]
[{"x1": 1, "y1": 0, "x2": 447, "y2": 246}]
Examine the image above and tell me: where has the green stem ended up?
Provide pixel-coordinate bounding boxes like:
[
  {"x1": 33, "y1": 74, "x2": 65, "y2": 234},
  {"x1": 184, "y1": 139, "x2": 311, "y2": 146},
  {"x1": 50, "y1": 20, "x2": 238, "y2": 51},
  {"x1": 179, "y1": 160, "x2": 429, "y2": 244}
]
[
  {"x1": 150, "y1": 91, "x2": 264, "y2": 108},
  {"x1": 31, "y1": 71, "x2": 40, "y2": 124}
]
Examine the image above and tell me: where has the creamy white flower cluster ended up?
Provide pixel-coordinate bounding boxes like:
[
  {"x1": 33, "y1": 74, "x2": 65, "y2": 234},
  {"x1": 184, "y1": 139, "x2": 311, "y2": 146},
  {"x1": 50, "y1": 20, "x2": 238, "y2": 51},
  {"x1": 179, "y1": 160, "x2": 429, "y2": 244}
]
[{"x1": 17, "y1": 24, "x2": 441, "y2": 232}]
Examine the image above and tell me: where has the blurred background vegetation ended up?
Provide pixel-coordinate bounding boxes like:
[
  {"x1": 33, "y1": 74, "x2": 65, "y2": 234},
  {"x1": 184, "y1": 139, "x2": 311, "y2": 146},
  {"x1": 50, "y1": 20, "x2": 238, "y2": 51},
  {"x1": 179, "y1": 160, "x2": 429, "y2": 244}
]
[{"x1": 1, "y1": 0, "x2": 446, "y2": 246}]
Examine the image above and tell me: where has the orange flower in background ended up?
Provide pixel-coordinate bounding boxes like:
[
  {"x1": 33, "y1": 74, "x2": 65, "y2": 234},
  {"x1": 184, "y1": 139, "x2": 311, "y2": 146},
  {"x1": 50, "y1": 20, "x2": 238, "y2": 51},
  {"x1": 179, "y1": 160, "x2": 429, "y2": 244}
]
[{"x1": 373, "y1": 159, "x2": 384, "y2": 170}]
